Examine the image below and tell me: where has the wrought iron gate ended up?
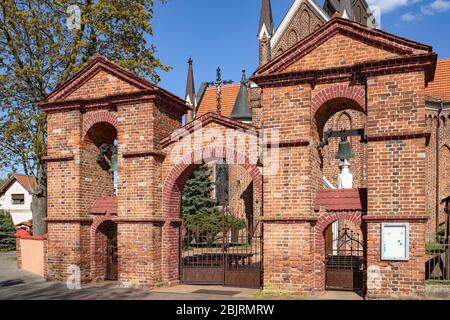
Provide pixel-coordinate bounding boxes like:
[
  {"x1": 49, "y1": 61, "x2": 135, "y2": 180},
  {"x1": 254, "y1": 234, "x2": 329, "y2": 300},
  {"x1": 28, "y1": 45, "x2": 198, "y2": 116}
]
[
  {"x1": 106, "y1": 225, "x2": 118, "y2": 280},
  {"x1": 181, "y1": 222, "x2": 262, "y2": 288},
  {"x1": 325, "y1": 226, "x2": 364, "y2": 291}
]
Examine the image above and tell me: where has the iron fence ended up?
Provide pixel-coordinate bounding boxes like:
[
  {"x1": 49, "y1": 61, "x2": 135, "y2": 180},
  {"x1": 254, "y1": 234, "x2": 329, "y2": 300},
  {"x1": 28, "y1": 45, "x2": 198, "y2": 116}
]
[{"x1": 425, "y1": 233, "x2": 450, "y2": 281}]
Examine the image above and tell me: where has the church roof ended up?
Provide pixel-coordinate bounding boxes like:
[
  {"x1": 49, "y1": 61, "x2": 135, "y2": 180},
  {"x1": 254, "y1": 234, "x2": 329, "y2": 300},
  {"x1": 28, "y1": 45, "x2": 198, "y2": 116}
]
[
  {"x1": 426, "y1": 58, "x2": 450, "y2": 102},
  {"x1": 196, "y1": 84, "x2": 241, "y2": 118}
]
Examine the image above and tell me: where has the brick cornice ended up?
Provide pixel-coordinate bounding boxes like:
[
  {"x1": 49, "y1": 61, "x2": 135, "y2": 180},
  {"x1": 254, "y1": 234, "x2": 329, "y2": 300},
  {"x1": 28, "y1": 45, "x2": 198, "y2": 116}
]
[
  {"x1": 255, "y1": 17, "x2": 433, "y2": 76},
  {"x1": 362, "y1": 215, "x2": 429, "y2": 222},
  {"x1": 367, "y1": 131, "x2": 429, "y2": 142},
  {"x1": 39, "y1": 89, "x2": 188, "y2": 115},
  {"x1": 122, "y1": 150, "x2": 166, "y2": 159},
  {"x1": 258, "y1": 216, "x2": 319, "y2": 222},
  {"x1": 161, "y1": 112, "x2": 259, "y2": 149},
  {"x1": 42, "y1": 154, "x2": 75, "y2": 162},
  {"x1": 252, "y1": 54, "x2": 437, "y2": 88},
  {"x1": 265, "y1": 139, "x2": 310, "y2": 148},
  {"x1": 45, "y1": 217, "x2": 94, "y2": 223},
  {"x1": 114, "y1": 217, "x2": 166, "y2": 224}
]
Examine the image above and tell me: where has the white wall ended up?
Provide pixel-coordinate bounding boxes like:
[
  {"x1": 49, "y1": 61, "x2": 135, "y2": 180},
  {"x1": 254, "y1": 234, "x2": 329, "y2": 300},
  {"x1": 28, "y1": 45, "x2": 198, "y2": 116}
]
[{"x1": 0, "y1": 180, "x2": 32, "y2": 224}]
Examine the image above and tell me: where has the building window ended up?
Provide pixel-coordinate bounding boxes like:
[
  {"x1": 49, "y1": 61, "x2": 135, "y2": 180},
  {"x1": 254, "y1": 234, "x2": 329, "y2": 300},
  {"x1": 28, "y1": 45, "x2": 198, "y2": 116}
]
[{"x1": 11, "y1": 194, "x2": 25, "y2": 205}]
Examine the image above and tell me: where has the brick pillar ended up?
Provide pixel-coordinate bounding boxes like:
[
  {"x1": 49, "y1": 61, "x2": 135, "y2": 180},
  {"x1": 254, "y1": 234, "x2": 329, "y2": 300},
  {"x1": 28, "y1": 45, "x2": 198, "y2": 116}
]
[
  {"x1": 260, "y1": 84, "x2": 316, "y2": 294},
  {"x1": 365, "y1": 72, "x2": 428, "y2": 299}
]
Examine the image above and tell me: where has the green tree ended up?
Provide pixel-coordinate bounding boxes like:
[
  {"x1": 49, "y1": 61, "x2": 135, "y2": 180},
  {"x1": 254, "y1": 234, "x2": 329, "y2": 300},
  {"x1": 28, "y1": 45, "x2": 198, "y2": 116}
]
[
  {"x1": 181, "y1": 165, "x2": 245, "y2": 244},
  {"x1": 182, "y1": 165, "x2": 217, "y2": 215},
  {"x1": 0, "y1": 0, "x2": 169, "y2": 236},
  {"x1": 0, "y1": 211, "x2": 16, "y2": 251}
]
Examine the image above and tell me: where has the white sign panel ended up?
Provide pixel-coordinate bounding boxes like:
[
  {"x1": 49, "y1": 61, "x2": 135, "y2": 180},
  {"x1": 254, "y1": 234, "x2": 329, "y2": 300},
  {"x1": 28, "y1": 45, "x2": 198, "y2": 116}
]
[{"x1": 381, "y1": 223, "x2": 409, "y2": 261}]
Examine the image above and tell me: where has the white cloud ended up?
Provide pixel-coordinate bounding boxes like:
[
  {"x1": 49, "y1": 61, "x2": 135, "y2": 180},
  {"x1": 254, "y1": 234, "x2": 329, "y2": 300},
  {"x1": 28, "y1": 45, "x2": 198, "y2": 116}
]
[
  {"x1": 421, "y1": 0, "x2": 450, "y2": 15},
  {"x1": 401, "y1": 12, "x2": 422, "y2": 21},
  {"x1": 367, "y1": 0, "x2": 422, "y2": 13}
]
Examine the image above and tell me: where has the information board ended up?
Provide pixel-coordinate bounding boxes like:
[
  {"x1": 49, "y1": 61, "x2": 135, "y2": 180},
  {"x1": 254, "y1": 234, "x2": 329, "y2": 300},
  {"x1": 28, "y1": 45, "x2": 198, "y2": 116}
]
[{"x1": 381, "y1": 223, "x2": 409, "y2": 261}]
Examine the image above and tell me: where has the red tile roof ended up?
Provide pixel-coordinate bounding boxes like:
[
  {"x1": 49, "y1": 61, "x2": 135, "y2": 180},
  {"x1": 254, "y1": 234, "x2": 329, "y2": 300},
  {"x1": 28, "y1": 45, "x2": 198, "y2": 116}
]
[
  {"x1": 314, "y1": 188, "x2": 367, "y2": 212},
  {"x1": 196, "y1": 84, "x2": 240, "y2": 118},
  {"x1": 0, "y1": 174, "x2": 36, "y2": 195},
  {"x1": 90, "y1": 196, "x2": 118, "y2": 215},
  {"x1": 426, "y1": 58, "x2": 450, "y2": 101}
]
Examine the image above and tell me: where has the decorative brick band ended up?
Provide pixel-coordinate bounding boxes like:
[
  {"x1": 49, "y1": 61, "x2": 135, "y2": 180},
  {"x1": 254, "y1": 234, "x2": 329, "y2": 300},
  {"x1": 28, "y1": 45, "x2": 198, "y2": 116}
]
[
  {"x1": 258, "y1": 216, "x2": 318, "y2": 222},
  {"x1": 311, "y1": 84, "x2": 366, "y2": 119},
  {"x1": 362, "y1": 215, "x2": 429, "y2": 222},
  {"x1": 122, "y1": 150, "x2": 166, "y2": 159},
  {"x1": 42, "y1": 154, "x2": 75, "y2": 162},
  {"x1": 114, "y1": 217, "x2": 166, "y2": 224},
  {"x1": 45, "y1": 217, "x2": 94, "y2": 223},
  {"x1": 367, "y1": 131, "x2": 429, "y2": 142},
  {"x1": 82, "y1": 110, "x2": 118, "y2": 138},
  {"x1": 265, "y1": 139, "x2": 310, "y2": 148}
]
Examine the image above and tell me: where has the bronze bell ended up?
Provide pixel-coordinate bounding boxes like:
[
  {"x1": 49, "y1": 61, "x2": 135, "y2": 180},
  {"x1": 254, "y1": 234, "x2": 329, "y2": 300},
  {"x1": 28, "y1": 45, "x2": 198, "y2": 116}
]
[{"x1": 335, "y1": 137, "x2": 354, "y2": 160}]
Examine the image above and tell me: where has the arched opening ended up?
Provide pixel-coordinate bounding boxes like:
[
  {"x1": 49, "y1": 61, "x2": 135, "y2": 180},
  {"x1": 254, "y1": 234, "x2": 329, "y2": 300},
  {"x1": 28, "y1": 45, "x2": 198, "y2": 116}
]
[
  {"x1": 82, "y1": 122, "x2": 118, "y2": 205},
  {"x1": 92, "y1": 219, "x2": 118, "y2": 281},
  {"x1": 323, "y1": 219, "x2": 364, "y2": 293},
  {"x1": 162, "y1": 148, "x2": 262, "y2": 288},
  {"x1": 312, "y1": 95, "x2": 368, "y2": 190}
]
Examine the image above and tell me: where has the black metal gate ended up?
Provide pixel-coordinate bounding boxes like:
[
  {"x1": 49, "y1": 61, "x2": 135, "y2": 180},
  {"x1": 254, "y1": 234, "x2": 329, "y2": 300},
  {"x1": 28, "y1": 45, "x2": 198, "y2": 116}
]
[
  {"x1": 325, "y1": 226, "x2": 364, "y2": 291},
  {"x1": 181, "y1": 223, "x2": 262, "y2": 289},
  {"x1": 106, "y1": 225, "x2": 118, "y2": 281}
]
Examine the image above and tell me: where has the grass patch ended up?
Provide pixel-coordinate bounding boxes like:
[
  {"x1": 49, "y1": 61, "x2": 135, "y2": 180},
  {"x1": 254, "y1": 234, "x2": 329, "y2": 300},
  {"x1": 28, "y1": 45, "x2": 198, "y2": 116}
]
[{"x1": 254, "y1": 289, "x2": 309, "y2": 300}]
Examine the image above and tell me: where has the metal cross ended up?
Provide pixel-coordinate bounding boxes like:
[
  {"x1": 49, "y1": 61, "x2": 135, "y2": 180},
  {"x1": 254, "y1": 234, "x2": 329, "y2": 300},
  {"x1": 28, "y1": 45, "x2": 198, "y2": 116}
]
[{"x1": 208, "y1": 67, "x2": 233, "y2": 115}]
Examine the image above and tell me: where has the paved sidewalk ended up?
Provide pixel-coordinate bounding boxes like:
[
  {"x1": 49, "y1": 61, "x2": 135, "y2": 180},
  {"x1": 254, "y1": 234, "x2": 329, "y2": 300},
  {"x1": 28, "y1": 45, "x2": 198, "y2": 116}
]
[
  {"x1": 0, "y1": 252, "x2": 254, "y2": 300},
  {"x1": 0, "y1": 251, "x2": 363, "y2": 300}
]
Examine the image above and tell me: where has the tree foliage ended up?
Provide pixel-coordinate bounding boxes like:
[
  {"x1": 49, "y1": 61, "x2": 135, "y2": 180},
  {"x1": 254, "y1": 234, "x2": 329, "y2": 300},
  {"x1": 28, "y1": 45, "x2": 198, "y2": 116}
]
[
  {"x1": 0, "y1": 0, "x2": 169, "y2": 235},
  {"x1": 182, "y1": 165, "x2": 217, "y2": 215},
  {"x1": 0, "y1": 211, "x2": 16, "y2": 251},
  {"x1": 181, "y1": 164, "x2": 245, "y2": 243}
]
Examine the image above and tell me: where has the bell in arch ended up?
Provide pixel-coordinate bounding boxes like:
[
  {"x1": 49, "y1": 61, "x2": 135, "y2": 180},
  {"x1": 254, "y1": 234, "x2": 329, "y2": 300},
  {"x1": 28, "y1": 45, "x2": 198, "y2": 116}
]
[{"x1": 335, "y1": 137, "x2": 354, "y2": 160}]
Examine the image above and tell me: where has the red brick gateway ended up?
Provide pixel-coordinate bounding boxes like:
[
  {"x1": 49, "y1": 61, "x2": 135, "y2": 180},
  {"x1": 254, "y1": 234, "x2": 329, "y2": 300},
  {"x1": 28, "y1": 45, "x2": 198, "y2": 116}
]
[{"x1": 39, "y1": 16, "x2": 438, "y2": 299}]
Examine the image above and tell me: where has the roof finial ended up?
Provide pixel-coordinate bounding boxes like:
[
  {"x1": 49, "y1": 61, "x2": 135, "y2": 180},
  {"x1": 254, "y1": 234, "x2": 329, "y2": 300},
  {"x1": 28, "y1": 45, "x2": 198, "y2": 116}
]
[{"x1": 241, "y1": 69, "x2": 247, "y2": 83}]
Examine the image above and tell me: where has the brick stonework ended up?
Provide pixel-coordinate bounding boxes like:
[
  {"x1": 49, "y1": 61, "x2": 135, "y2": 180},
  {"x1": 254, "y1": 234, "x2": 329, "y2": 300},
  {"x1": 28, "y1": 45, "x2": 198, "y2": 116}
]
[{"x1": 41, "y1": 16, "x2": 441, "y2": 299}]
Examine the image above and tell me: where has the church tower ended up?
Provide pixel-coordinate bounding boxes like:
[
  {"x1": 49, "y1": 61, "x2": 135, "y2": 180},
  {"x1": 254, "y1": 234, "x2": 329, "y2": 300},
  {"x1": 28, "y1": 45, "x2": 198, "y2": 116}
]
[
  {"x1": 185, "y1": 57, "x2": 196, "y2": 123},
  {"x1": 258, "y1": 0, "x2": 274, "y2": 66}
]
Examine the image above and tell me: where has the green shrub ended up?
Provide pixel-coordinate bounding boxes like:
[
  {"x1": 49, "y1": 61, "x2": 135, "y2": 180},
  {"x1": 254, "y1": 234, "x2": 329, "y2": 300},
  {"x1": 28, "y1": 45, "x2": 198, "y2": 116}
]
[{"x1": 0, "y1": 211, "x2": 16, "y2": 251}]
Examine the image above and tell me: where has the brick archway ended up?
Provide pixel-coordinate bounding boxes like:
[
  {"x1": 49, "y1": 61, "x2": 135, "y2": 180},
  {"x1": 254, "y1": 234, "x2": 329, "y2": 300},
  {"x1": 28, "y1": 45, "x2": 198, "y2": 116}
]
[
  {"x1": 311, "y1": 84, "x2": 366, "y2": 119},
  {"x1": 82, "y1": 110, "x2": 118, "y2": 139},
  {"x1": 161, "y1": 146, "x2": 263, "y2": 285},
  {"x1": 314, "y1": 211, "x2": 364, "y2": 293},
  {"x1": 90, "y1": 214, "x2": 116, "y2": 281}
]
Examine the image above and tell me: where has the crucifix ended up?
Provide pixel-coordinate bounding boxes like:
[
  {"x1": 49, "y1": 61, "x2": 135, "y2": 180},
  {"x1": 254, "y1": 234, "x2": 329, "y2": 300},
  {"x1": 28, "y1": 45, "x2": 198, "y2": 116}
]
[{"x1": 208, "y1": 67, "x2": 233, "y2": 115}]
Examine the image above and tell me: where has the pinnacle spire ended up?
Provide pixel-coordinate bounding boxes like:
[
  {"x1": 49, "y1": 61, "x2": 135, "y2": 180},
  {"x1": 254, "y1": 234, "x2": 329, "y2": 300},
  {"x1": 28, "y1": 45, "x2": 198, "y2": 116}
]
[
  {"x1": 258, "y1": 0, "x2": 274, "y2": 38},
  {"x1": 185, "y1": 57, "x2": 196, "y2": 108}
]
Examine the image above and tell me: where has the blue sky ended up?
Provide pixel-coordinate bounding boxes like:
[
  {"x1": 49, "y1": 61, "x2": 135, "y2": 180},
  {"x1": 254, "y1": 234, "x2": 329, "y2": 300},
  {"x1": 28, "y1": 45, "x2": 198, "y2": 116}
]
[{"x1": 151, "y1": 0, "x2": 450, "y2": 98}]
